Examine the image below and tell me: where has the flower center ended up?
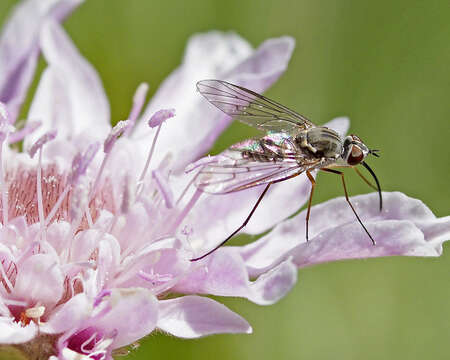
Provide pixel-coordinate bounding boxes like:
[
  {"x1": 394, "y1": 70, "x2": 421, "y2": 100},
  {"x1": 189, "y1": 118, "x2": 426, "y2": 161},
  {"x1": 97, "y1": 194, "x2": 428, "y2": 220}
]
[{"x1": 1, "y1": 165, "x2": 115, "y2": 228}]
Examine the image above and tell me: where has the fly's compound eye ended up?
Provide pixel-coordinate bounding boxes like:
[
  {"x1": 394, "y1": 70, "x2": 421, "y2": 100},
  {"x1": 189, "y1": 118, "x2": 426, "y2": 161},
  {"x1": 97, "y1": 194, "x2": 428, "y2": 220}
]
[{"x1": 347, "y1": 145, "x2": 364, "y2": 165}]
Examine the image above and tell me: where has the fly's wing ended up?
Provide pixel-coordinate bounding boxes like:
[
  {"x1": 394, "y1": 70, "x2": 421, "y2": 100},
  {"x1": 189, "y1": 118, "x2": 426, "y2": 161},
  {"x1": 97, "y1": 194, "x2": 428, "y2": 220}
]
[
  {"x1": 194, "y1": 146, "x2": 320, "y2": 194},
  {"x1": 197, "y1": 80, "x2": 315, "y2": 134}
]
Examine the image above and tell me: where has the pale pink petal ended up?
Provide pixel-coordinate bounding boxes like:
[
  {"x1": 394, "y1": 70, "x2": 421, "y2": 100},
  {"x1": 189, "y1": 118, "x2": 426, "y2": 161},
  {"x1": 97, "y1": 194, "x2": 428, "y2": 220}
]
[
  {"x1": 241, "y1": 192, "x2": 450, "y2": 275},
  {"x1": 97, "y1": 234, "x2": 121, "y2": 288},
  {"x1": 42, "y1": 294, "x2": 92, "y2": 334},
  {"x1": 185, "y1": 117, "x2": 349, "y2": 255},
  {"x1": 93, "y1": 288, "x2": 158, "y2": 348},
  {"x1": 157, "y1": 295, "x2": 251, "y2": 338},
  {"x1": 0, "y1": 317, "x2": 37, "y2": 343},
  {"x1": 25, "y1": 20, "x2": 110, "y2": 149},
  {"x1": 0, "y1": 0, "x2": 83, "y2": 122},
  {"x1": 246, "y1": 257, "x2": 297, "y2": 305},
  {"x1": 70, "y1": 229, "x2": 101, "y2": 263},
  {"x1": 174, "y1": 249, "x2": 250, "y2": 297},
  {"x1": 13, "y1": 254, "x2": 64, "y2": 309},
  {"x1": 115, "y1": 244, "x2": 189, "y2": 295},
  {"x1": 134, "y1": 33, "x2": 295, "y2": 172},
  {"x1": 45, "y1": 221, "x2": 71, "y2": 256},
  {"x1": 174, "y1": 249, "x2": 297, "y2": 305}
]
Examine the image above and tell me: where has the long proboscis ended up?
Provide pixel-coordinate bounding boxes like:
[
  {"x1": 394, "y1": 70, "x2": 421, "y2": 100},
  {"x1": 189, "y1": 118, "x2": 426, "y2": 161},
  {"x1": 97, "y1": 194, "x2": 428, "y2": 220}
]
[{"x1": 362, "y1": 161, "x2": 382, "y2": 211}]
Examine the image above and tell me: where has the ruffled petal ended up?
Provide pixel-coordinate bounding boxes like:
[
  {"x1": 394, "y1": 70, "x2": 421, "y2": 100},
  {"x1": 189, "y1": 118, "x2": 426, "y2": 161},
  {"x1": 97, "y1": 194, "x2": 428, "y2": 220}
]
[
  {"x1": 241, "y1": 192, "x2": 450, "y2": 275},
  {"x1": 133, "y1": 33, "x2": 295, "y2": 172},
  {"x1": 0, "y1": 316, "x2": 37, "y2": 343},
  {"x1": 175, "y1": 249, "x2": 297, "y2": 305},
  {"x1": 93, "y1": 288, "x2": 158, "y2": 348},
  {"x1": 25, "y1": 20, "x2": 110, "y2": 150},
  {"x1": 0, "y1": 0, "x2": 83, "y2": 122},
  {"x1": 157, "y1": 295, "x2": 251, "y2": 338}
]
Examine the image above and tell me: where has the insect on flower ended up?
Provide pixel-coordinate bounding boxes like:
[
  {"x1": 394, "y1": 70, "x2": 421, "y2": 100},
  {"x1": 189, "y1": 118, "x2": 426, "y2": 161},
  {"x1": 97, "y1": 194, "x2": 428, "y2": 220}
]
[{"x1": 191, "y1": 80, "x2": 382, "y2": 261}]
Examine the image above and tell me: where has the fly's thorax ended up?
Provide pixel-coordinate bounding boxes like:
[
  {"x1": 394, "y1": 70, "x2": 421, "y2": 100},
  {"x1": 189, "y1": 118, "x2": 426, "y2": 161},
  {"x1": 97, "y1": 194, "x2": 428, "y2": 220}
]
[
  {"x1": 295, "y1": 127, "x2": 343, "y2": 159},
  {"x1": 342, "y1": 134, "x2": 370, "y2": 165}
]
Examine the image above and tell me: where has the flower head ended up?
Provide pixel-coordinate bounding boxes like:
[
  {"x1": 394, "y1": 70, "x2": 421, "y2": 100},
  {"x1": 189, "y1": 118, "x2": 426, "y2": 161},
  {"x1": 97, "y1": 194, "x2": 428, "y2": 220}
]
[{"x1": 0, "y1": 1, "x2": 449, "y2": 359}]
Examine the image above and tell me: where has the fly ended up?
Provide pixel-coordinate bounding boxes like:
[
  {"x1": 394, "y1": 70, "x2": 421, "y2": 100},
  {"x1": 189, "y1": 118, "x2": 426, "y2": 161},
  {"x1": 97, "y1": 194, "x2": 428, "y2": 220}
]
[{"x1": 190, "y1": 80, "x2": 382, "y2": 261}]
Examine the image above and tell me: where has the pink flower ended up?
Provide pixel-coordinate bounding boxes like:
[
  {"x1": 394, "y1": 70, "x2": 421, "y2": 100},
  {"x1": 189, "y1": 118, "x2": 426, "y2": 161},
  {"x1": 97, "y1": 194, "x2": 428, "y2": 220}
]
[
  {"x1": 0, "y1": 1, "x2": 297, "y2": 358},
  {"x1": 1, "y1": 1, "x2": 449, "y2": 359}
]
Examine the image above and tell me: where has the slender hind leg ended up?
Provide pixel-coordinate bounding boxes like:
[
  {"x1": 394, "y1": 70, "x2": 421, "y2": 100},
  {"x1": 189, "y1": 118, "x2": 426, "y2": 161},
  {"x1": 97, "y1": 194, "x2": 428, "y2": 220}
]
[
  {"x1": 190, "y1": 182, "x2": 272, "y2": 262},
  {"x1": 321, "y1": 168, "x2": 376, "y2": 245},
  {"x1": 354, "y1": 167, "x2": 377, "y2": 191},
  {"x1": 190, "y1": 171, "x2": 304, "y2": 262},
  {"x1": 305, "y1": 170, "x2": 316, "y2": 242}
]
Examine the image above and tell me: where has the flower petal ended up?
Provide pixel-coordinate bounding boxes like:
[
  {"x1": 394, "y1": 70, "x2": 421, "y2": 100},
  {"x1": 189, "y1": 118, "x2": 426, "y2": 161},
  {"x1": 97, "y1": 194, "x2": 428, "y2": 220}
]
[
  {"x1": 157, "y1": 295, "x2": 251, "y2": 338},
  {"x1": 13, "y1": 253, "x2": 64, "y2": 309},
  {"x1": 93, "y1": 288, "x2": 158, "y2": 348},
  {"x1": 241, "y1": 192, "x2": 450, "y2": 275},
  {"x1": 25, "y1": 19, "x2": 110, "y2": 149},
  {"x1": 0, "y1": 316, "x2": 37, "y2": 343},
  {"x1": 246, "y1": 257, "x2": 298, "y2": 305},
  {"x1": 185, "y1": 117, "x2": 350, "y2": 255},
  {"x1": 41, "y1": 294, "x2": 92, "y2": 334},
  {"x1": 134, "y1": 33, "x2": 295, "y2": 172},
  {"x1": 174, "y1": 249, "x2": 297, "y2": 305},
  {"x1": 0, "y1": 0, "x2": 83, "y2": 122}
]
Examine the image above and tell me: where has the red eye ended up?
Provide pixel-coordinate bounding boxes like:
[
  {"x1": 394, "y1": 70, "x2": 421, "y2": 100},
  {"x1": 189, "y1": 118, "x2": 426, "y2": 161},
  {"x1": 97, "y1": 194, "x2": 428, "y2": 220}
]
[{"x1": 347, "y1": 146, "x2": 364, "y2": 165}]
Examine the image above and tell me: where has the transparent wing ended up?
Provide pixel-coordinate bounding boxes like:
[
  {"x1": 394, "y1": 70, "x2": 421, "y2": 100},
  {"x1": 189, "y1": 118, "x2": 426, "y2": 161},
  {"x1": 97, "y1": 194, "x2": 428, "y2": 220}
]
[
  {"x1": 195, "y1": 149, "x2": 320, "y2": 194},
  {"x1": 197, "y1": 80, "x2": 315, "y2": 133}
]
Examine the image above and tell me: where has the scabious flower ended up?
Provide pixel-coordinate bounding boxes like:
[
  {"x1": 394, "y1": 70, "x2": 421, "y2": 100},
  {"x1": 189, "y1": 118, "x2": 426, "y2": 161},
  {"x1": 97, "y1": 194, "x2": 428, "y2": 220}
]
[{"x1": 1, "y1": 1, "x2": 449, "y2": 360}]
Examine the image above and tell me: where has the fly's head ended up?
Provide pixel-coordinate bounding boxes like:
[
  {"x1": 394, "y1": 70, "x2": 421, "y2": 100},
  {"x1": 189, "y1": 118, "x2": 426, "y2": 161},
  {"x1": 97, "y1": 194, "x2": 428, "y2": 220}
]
[
  {"x1": 342, "y1": 134, "x2": 376, "y2": 166},
  {"x1": 342, "y1": 134, "x2": 382, "y2": 211}
]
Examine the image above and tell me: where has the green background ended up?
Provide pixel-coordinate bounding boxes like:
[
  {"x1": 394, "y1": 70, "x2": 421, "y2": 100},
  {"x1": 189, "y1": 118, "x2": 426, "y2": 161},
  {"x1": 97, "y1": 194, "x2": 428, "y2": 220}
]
[{"x1": 1, "y1": 1, "x2": 449, "y2": 359}]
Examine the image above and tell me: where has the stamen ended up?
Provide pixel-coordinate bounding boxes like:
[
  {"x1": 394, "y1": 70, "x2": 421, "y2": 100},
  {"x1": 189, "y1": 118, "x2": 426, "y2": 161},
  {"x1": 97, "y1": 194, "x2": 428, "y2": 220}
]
[
  {"x1": 137, "y1": 269, "x2": 179, "y2": 294},
  {"x1": 70, "y1": 142, "x2": 100, "y2": 186},
  {"x1": 85, "y1": 121, "x2": 130, "y2": 225},
  {"x1": 27, "y1": 130, "x2": 57, "y2": 159},
  {"x1": 148, "y1": 108, "x2": 175, "y2": 128},
  {"x1": 91, "y1": 121, "x2": 130, "y2": 197},
  {"x1": 46, "y1": 143, "x2": 100, "y2": 225},
  {"x1": 8, "y1": 120, "x2": 41, "y2": 144},
  {"x1": 177, "y1": 155, "x2": 228, "y2": 205},
  {"x1": 27, "y1": 131, "x2": 57, "y2": 238},
  {"x1": 125, "y1": 83, "x2": 149, "y2": 135},
  {"x1": 171, "y1": 188, "x2": 202, "y2": 232},
  {"x1": 25, "y1": 305, "x2": 45, "y2": 320},
  {"x1": 136, "y1": 109, "x2": 175, "y2": 195},
  {"x1": 152, "y1": 170, "x2": 174, "y2": 208},
  {"x1": 94, "y1": 289, "x2": 112, "y2": 307},
  {"x1": 103, "y1": 120, "x2": 130, "y2": 154},
  {"x1": 184, "y1": 154, "x2": 226, "y2": 173}
]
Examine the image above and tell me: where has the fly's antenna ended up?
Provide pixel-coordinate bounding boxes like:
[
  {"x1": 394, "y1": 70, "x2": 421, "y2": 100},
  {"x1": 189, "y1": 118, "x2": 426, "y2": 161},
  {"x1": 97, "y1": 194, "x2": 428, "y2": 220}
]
[{"x1": 369, "y1": 149, "x2": 380, "y2": 157}]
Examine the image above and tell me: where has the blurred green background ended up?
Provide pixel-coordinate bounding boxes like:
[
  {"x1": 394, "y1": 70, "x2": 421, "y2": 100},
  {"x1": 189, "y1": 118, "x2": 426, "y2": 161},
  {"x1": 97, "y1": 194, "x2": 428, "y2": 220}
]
[{"x1": 1, "y1": 1, "x2": 449, "y2": 359}]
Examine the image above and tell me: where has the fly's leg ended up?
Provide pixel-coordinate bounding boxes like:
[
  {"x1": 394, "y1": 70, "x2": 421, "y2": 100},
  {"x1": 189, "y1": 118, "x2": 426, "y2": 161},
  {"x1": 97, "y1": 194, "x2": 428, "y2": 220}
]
[
  {"x1": 190, "y1": 171, "x2": 304, "y2": 262},
  {"x1": 321, "y1": 168, "x2": 376, "y2": 245},
  {"x1": 305, "y1": 170, "x2": 316, "y2": 242},
  {"x1": 354, "y1": 167, "x2": 377, "y2": 191},
  {"x1": 190, "y1": 182, "x2": 272, "y2": 262}
]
